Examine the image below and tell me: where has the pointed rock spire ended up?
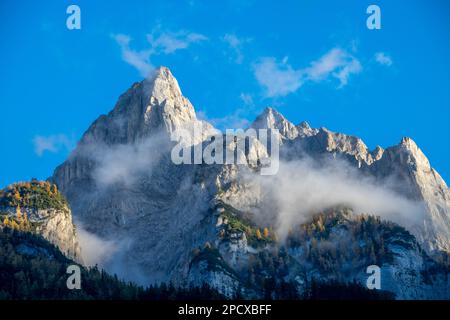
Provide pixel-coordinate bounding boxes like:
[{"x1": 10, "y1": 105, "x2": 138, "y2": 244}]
[
  {"x1": 251, "y1": 107, "x2": 298, "y2": 139},
  {"x1": 296, "y1": 120, "x2": 319, "y2": 138},
  {"x1": 392, "y1": 137, "x2": 431, "y2": 170},
  {"x1": 143, "y1": 66, "x2": 184, "y2": 104},
  {"x1": 80, "y1": 66, "x2": 215, "y2": 146}
]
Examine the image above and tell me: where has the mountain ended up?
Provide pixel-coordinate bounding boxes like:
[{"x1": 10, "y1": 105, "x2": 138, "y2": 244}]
[{"x1": 51, "y1": 67, "x2": 450, "y2": 299}]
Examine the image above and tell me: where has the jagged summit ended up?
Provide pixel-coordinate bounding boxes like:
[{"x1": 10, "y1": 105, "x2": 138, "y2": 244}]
[
  {"x1": 384, "y1": 137, "x2": 431, "y2": 170},
  {"x1": 251, "y1": 107, "x2": 299, "y2": 139},
  {"x1": 297, "y1": 120, "x2": 311, "y2": 129},
  {"x1": 296, "y1": 121, "x2": 318, "y2": 138},
  {"x1": 142, "y1": 66, "x2": 184, "y2": 103},
  {"x1": 399, "y1": 137, "x2": 422, "y2": 154},
  {"x1": 80, "y1": 66, "x2": 214, "y2": 146}
]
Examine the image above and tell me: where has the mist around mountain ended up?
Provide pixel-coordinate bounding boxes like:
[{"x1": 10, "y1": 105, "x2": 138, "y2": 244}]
[{"x1": 1, "y1": 67, "x2": 449, "y2": 300}]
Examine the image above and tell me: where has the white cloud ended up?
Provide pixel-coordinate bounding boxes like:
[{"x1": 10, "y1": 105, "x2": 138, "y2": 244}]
[
  {"x1": 253, "y1": 47, "x2": 362, "y2": 97},
  {"x1": 113, "y1": 29, "x2": 207, "y2": 77},
  {"x1": 375, "y1": 52, "x2": 393, "y2": 66},
  {"x1": 304, "y1": 48, "x2": 362, "y2": 87},
  {"x1": 33, "y1": 134, "x2": 73, "y2": 156},
  {"x1": 90, "y1": 131, "x2": 171, "y2": 187},
  {"x1": 76, "y1": 225, "x2": 118, "y2": 266},
  {"x1": 148, "y1": 31, "x2": 207, "y2": 54},
  {"x1": 333, "y1": 58, "x2": 362, "y2": 88},
  {"x1": 253, "y1": 57, "x2": 303, "y2": 97},
  {"x1": 245, "y1": 158, "x2": 426, "y2": 239},
  {"x1": 113, "y1": 34, "x2": 153, "y2": 77},
  {"x1": 223, "y1": 33, "x2": 251, "y2": 64}
]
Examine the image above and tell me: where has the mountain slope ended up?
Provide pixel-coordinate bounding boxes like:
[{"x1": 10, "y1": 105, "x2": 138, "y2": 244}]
[{"x1": 0, "y1": 226, "x2": 223, "y2": 300}]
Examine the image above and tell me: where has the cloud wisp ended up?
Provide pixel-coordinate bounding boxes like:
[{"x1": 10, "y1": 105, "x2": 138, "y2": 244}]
[
  {"x1": 113, "y1": 29, "x2": 208, "y2": 77},
  {"x1": 77, "y1": 224, "x2": 118, "y2": 267},
  {"x1": 305, "y1": 48, "x2": 362, "y2": 87},
  {"x1": 253, "y1": 57, "x2": 303, "y2": 98},
  {"x1": 33, "y1": 134, "x2": 74, "y2": 157},
  {"x1": 253, "y1": 48, "x2": 362, "y2": 97},
  {"x1": 374, "y1": 52, "x2": 393, "y2": 66},
  {"x1": 147, "y1": 31, "x2": 208, "y2": 54},
  {"x1": 89, "y1": 131, "x2": 172, "y2": 187},
  {"x1": 222, "y1": 33, "x2": 251, "y2": 64},
  {"x1": 113, "y1": 34, "x2": 153, "y2": 77},
  {"x1": 245, "y1": 157, "x2": 425, "y2": 239}
]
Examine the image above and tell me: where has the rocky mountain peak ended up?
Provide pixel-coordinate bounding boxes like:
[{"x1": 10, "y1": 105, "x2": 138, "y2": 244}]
[
  {"x1": 79, "y1": 66, "x2": 208, "y2": 146},
  {"x1": 251, "y1": 107, "x2": 298, "y2": 139},
  {"x1": 296, "y1": 121, "x2": 319, "y2": 138},
  {"x1": 143, "y1": 66, "x2": 184, "y2": 104},
  {"x1": 297, "y1": 120, "x2": 311, "y2": 129},
  {"x1": 389, "y1": 137, "x2": 431, "y2": 170}
]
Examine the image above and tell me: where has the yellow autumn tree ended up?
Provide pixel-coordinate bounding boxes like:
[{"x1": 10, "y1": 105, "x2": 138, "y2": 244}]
[
  {"x1": 10, "y1": 220, "x2": 19, "y2": 230},
  {"x1": 16, "y1": 206, "x2": 22, "y2": 220},
  {"x1": 256, "y1": 229, "x2": 262, "y2": 240},
  {"x1": 14, "y1": 190, "x2": 21, "y2": 201},
  {"x1": 19, "y1": 212, "x2": 29, "y2": 231},
  {"x1": 263, "y1": 227, "x2": 269, "y2": 238},
  {"x1": 3, "y1": 216, "x2": 10, "y2": 226}
]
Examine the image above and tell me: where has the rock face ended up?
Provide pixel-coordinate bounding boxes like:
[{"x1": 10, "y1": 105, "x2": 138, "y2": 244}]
[
  {"x1": 0, "y1": 182, "x2": 81, "y2": 261},
  {"x1": 52, "y1": 66, "x2": 450, "y2": 298},
  {"x1": 366, "y1": 137, "x2": 450, "y2": 252},
  {"x1": 21, "y1": 206, "x2": 81, "y2": 261}
]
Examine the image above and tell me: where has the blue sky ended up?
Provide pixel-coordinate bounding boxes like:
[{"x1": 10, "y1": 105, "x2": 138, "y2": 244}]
[{"x1": 1, "y1": 0, "x2": 449, "y2": 186}]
